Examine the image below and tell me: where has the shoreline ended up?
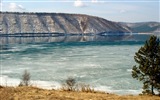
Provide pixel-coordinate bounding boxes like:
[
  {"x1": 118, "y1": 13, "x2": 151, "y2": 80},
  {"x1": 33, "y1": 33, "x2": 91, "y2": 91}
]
[
  {"x1": 0, "y1": 86, "x2": 159, "y2": 100},
  {"x1": 0, "y1": 79, "x2": 141, "y2": 96},
  {"x1": 0, "y1": 75, "x2": 141, "y2": 95}
]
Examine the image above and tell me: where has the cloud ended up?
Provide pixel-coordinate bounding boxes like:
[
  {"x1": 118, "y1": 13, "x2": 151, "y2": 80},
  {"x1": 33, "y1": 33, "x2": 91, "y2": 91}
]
[
  {"x1": 91, "y1": 0, "x2": 106, "y2": 3},
  {"x1": 91, "y1": 0, "x2": 98, "y2": 3},
  {"x1": 74, "y1": 0, "x2": 86, "y2": 7},
  {"x1": 9, "y1": 3, "x2": 26, "y2": 12},
  {"x1": 0, "y1": 2, "x2": 3, "y2": 8}
]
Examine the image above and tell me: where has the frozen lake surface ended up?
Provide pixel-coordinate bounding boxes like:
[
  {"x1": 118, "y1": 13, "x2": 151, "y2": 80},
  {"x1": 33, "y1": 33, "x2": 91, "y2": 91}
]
[{"x1": 0, "y1": 41, "x2": 144, "y2": 95}]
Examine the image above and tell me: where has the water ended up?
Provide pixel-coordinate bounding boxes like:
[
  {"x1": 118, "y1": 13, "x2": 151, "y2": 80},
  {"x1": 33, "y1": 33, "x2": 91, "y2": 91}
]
[{"x1": 0, "y1": 41, "x2": 144, "y2": 95}]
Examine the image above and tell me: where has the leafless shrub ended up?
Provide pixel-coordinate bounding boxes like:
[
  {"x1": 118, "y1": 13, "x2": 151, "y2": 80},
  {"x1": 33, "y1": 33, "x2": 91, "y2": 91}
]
[
  {"x1": 19, "y1": 70, "x2": 30, "y2": 86},
  {"x1": 61, "y1": 77, "x2": 76, "y2": 91},
  {"x1": 61, "y1": 77, "x2": 95, "y2": 93}
]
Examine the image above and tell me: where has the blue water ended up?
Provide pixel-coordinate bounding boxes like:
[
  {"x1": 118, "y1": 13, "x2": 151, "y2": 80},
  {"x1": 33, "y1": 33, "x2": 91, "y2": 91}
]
[{"x1": 0, "y1": 41, "x2": 144, "y2": 95}]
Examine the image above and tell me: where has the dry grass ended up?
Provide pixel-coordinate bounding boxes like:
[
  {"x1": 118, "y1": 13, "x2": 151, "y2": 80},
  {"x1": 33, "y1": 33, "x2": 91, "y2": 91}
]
[
  {"x1": 0, "y1": 86, "x2": 159, "y2": 100},
  {"x1": 77, "y1": 83, "x2": 96, "y2": 93},
  {"x1": 0, "y1": 86, "x2": 14, "y2": 100},
  {"x1": 61, "y1": 77, "x2": 96, "y2": 93}
]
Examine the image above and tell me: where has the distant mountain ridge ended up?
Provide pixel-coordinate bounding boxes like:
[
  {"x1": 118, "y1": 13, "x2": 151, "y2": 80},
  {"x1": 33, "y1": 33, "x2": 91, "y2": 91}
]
[
  {"x1": 1, "y1": 12, "x2": 159, "y2": 35},
  {"x1": 118, "y1": 22, "x2": 160, "y2": 34},
  {"x1": 0, "y1": 12, "x2": 131, "y2": 35},
  {"x1": 0, "y1": 12, "x2": 159, "y2": 44}
]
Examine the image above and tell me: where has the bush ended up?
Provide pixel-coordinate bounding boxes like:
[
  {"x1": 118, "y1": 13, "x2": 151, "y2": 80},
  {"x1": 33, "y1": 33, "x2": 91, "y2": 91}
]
[
  {"x1": 61, "y1": 77, "x2": 76, "y2": 91},
  {"x1": 61, "y1": 77, "x2": 95, "y2": 93},
  {"x1": 19, "y1": 70, "x2": 31, "y2": 86}
]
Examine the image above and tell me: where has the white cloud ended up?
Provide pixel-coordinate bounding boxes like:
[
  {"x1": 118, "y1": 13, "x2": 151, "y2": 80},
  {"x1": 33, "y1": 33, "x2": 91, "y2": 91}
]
[
  {"x1": 91, "y1": 0, "x2": 106, "y2": 3},
  {"x1": 74, "y1": 0, "x2": 86, "y2": 7},
  {"x1": 0, "y1": 2, "x2": 3, "y2": 8},
  {"x1": 9, "y1": 3, "x2": 26, "y2": 12},
  {"x1": 91, "y1": 0, "x2": 98, "y2": 3}
]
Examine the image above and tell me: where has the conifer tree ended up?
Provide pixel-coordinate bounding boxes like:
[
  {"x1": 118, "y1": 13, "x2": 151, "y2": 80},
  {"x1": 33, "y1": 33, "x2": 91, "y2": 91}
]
[{"x1": 132, "y1": 35, "x2": 160, "y2": 95}]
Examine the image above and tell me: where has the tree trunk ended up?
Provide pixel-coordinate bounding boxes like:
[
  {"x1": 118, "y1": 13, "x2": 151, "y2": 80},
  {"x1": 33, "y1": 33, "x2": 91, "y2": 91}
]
[{"x1": 151, "y1": 85, "x2": 154, "y2": 95}]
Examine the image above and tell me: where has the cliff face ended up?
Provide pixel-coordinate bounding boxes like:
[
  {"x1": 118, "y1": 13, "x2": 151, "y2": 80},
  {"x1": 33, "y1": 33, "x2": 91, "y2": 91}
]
[
  {"x1": 0, "y1": 12, "x2": 133, "y2": 44},
  {"x1": 0, "y1": 12, "x2": 131, "y2": 34}
]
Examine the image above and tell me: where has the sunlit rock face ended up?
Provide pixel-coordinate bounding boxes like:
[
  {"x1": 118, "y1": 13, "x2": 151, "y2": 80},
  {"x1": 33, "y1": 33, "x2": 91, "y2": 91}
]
[{"x1": 0, "y1": 12, "x2": 132, "y2": 44}]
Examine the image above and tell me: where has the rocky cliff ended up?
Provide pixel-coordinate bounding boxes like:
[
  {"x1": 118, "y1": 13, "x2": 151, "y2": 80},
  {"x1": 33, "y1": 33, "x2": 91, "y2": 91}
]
[
  {"x1": 0, "y1": 12, "x2": 134, "y2": 44},
  {"x1": 0, "y1": 12, "x2": 131, "y2": 35}
]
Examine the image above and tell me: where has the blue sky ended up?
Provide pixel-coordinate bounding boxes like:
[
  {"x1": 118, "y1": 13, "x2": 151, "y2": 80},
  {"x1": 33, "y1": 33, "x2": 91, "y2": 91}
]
[{"x1": 0, "y1": 0, "x2": 159, "y2": 22}]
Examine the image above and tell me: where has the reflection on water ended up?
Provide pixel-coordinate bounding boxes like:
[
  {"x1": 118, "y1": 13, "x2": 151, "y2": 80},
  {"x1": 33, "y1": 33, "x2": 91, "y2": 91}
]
[{"x1": 0, "y1": 34, "x2": 152, "y2": 44}]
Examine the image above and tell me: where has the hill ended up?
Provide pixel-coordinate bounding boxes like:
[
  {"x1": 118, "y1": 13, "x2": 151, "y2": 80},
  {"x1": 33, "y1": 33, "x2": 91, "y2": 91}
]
[
  {"x1": 118, "y1": 22, "x2": 160, "y2": 33},
  {"x1": 0, "y1": 12, "x2": 131, "y2": 34}
]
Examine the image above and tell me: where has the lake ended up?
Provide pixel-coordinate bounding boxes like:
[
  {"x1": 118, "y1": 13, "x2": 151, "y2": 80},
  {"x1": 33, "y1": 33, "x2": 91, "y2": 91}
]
[{"x1": 0, "y1": 39, "x2": 146, "y2": 95}]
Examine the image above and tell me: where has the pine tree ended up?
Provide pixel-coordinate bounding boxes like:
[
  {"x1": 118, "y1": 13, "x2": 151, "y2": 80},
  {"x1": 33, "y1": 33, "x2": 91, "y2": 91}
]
[{"x1": 132, "y1": 35, "x2": 160, "y2": 95}]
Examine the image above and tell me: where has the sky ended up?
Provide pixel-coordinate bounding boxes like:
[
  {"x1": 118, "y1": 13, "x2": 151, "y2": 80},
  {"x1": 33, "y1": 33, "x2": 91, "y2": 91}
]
[{"x1": 0, "y1": 0, "x2": 159, "y2": 22}]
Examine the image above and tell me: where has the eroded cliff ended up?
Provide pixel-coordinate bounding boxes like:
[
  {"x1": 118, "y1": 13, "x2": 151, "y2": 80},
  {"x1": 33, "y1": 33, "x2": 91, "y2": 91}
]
[
  {"x1": 0, "y1": 12, "x2": 132, "y2": 44},
  {"x1": 0, "y1": 12, "x2": 131, "y2": 34}
]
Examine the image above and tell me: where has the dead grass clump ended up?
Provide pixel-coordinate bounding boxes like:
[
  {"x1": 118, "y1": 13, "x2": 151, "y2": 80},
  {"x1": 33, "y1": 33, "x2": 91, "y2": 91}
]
[
  {"x1": 78, "y1": 83, "x2": 95, "y2": 93},
  {"x1": 61, "y1": 77, "x2": 96, "y2": 93},
  {"x1": 0, "y1": 87, "x2": 14, "y2": 100}
]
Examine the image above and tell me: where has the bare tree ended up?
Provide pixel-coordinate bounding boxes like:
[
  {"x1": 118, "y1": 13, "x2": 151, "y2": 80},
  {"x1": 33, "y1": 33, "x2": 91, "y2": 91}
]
[{"x1": 19, "y1": 70, "x2": 30, "y2": 86}]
